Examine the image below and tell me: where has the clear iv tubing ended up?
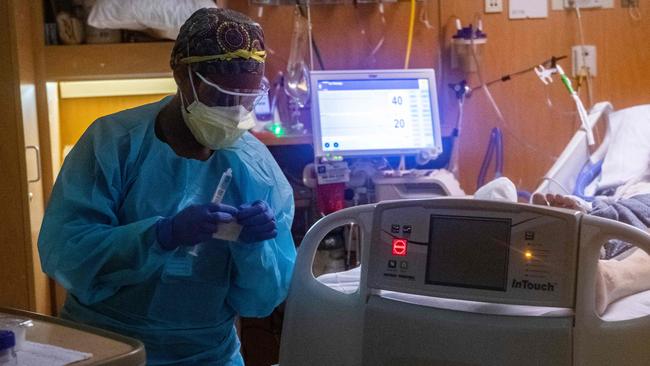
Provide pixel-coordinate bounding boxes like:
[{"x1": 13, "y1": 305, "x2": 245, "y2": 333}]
[
  {"x1": 468, "y1": 29, "x2": 506, "y2": 124},
  {"x1": 369, "y1": 4, "x2": 386, "y2": 60},
  {"x1": 306, "y1": 1, "x2": 314, "y2": 70},
  {"x1": 556, "y1": 64, "x2": 594, "y2": 146},
  {"x1": 574, "y1": 5, "x2": 594, "y2": 109},
  {"x1": 449, "y1": 97, "x2": 464, "y2": 178},
  {"x1": 467, "y1": 28, "x2": 561, "y2": 164},
  {"x1": 188, "y1": 168, "x2": 233, "y2": 256}
]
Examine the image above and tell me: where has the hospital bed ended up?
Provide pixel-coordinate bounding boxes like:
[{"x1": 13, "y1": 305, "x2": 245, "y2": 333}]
[
  {"x1": 279, "y1": 198, "x2": 650, "y2": 365},
  {"x1": 533, "y1": 101, "x2": 650, "y2": 199}
]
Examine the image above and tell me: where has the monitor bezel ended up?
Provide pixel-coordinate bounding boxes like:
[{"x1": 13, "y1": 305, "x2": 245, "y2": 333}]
[{"x1": 310, "y1": 69, "x2": 443, "y2": 159}]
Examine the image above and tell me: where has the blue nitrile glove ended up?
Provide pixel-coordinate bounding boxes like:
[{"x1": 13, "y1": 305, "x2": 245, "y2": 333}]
[
  {"x1": 236, "y1": 200, "x2": 277, "y2": 243},
  {"x1": 156, "y1": 203, "x2": 238, "y2": 250}
]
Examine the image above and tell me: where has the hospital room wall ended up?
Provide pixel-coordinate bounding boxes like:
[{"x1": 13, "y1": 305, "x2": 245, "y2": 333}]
[
  {"x1": 50, "y1": 1, "x2": 650, "y2": 195},
  {"x1": 230, "y1": 0, "x2": 650, "y2": 193},
  {"x1": 437, "y1": 1, "x2": 650, "y2": 192}
]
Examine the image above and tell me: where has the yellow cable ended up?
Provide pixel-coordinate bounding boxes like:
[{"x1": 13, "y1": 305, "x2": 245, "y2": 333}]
[{"x1": 404, "y1": 0, "x2": 416, "y2": 69}]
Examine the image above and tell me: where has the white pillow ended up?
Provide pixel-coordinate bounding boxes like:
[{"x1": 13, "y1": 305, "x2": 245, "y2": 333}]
[
  {"x1": 598, "y1": 104, "x2": 650, "y2": 191},
  {"x1": 87, "y1": 0, "x2": 217, "y2": 40}
]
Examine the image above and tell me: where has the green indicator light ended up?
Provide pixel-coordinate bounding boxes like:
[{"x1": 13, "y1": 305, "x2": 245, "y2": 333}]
[{"x1": 273, "y1": 125, "x2": 284, "y2": 137}]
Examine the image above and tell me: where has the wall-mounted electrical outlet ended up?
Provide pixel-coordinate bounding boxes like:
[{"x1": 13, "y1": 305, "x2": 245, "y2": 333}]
[
  {"x1": 572, "y1": 45, "x2": 597, "y2": 77},
  {"x1": 485, "y1": 0, "x2": 503, "y2": 13}
]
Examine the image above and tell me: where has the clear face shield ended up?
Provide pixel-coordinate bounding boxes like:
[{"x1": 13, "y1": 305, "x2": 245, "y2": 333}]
[
  {"x1": 192, "y1": 71, "x2": 270, "y2": 111},
  {"x1": 180, "y1": 48, "x2": 269, "y2": 110}
]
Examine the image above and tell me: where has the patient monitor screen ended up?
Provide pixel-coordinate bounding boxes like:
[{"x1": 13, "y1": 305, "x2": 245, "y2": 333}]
[
  {"x1": 426, "y1": 215, "x2": 511, "y2": 291},
  {"x1": 315, "y1": 78, "x2": 436, "y2": 154}
]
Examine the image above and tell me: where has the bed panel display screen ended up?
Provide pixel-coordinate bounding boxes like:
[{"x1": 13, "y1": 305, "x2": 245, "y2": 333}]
[{"x1": 426, "y1": 215, "x2": 512, "y2": 291}]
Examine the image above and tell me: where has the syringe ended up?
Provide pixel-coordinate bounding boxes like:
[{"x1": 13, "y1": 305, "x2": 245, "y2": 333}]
[
  {"x1": 188, "y1": 168, "x2": 234, "y2": 257},
  {"x1": 211, "y1": 168, "x2": 233, "y2": 205}
]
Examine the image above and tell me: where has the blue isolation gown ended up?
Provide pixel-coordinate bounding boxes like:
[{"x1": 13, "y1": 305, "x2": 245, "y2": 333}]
[{"x1": 38, "y1": 97, "x2": 296, "y2": 365}]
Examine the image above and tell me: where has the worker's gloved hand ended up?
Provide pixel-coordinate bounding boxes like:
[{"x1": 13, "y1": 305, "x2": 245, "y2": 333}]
[
  {"x1": 156, "y1": 203, "x2": 238, "y2": 250},
  {"x1": 236, "y1": 200, "x2": 277, "y2": 243}
]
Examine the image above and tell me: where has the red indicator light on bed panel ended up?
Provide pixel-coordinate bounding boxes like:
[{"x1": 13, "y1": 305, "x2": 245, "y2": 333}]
[{"x1": 392, "y1": 238, "x2": 408, "y2": 256}]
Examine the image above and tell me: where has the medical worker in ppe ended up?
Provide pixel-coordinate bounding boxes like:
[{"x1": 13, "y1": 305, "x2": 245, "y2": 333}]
[{"x1": 38, "y1": 8, "x2": 296, "y2": 365}]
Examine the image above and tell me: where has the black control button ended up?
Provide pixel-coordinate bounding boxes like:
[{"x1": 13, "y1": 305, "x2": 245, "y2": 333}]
[
  {"x1": 400, "y1": 261, "x2": 408, "y2": 270},
  {"x1": 402, "y1": 225, "x2": 412, "y2": 234},
  {"x1": 388, "y1": 260, "x2": 397, "y2": 269},
  {"x1": 391, "y1": 224, "x2": 400, "y2": 233}
]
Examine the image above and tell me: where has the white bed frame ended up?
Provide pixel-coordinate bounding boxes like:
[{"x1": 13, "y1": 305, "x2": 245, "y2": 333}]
[
  {"x1": 533, "y1": 101, "x2": 613, "y2": 197},
  {"x1": 279, "y1": 199, "x2": 650, "y2": 365}
]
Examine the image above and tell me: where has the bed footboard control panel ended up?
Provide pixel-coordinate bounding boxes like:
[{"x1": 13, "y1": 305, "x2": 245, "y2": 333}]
[{"x1": 366, "y1": 199, "x2": 581, "y2": 308}]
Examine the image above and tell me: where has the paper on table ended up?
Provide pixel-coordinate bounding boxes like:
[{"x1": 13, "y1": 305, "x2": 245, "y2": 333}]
[{"x1": 16, "y1": 341, "x2": 92, "y2": 366}]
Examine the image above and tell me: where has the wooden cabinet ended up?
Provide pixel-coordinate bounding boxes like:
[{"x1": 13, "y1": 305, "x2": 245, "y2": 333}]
[{"x1": 44, "y1": 42, "x2": 174, "y2": 81}]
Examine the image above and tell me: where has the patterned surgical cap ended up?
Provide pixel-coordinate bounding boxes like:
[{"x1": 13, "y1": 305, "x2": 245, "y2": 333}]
[{"x1": 170, "y1": 8, "x2": 265, "y2": 75}]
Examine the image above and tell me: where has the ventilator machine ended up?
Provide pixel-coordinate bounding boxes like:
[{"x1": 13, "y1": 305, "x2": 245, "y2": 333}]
[{"x1": 309, "y1": 69, "x2": 464, "y2": 202}]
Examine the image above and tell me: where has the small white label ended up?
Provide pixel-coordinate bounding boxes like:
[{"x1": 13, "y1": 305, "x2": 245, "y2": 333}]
[
  {"x1": 213, "y1": 222, "x2": 243, "y2": 242},
  {"x1": 509, "y1": 0, "x2": 548, "y2": 19}
]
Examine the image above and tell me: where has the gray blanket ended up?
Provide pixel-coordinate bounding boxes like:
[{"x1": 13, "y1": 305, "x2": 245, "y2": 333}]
[{"x1": 591, "y1": 194, "x2": 650, "y2": 259}]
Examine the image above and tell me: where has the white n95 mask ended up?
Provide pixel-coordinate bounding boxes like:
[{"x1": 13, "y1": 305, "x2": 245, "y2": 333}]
[
  {"x1": 181, "y1": 98, "x2": 254, "y2": 150},
  {"x1": 180, "y1": 68, "x2": 255, "y2": 150}
]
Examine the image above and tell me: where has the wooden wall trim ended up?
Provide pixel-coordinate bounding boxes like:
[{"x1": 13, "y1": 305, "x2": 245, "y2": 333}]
[
  {"x1": 32, "y1": 0, "x2": 54, "y2": 209},
  {"x1": 0, "y1": 0, "x2": 36, "y2": 310}
]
